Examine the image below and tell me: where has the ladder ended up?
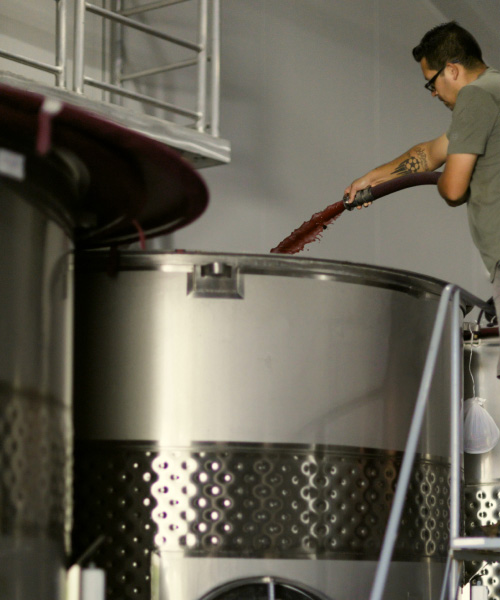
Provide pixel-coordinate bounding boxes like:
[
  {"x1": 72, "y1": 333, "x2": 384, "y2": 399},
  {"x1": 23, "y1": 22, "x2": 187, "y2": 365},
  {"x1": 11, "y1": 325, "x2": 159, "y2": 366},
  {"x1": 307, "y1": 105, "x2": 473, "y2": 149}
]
[{"x1": 369, "y1": 283, "x2": 498, "y2": 600}]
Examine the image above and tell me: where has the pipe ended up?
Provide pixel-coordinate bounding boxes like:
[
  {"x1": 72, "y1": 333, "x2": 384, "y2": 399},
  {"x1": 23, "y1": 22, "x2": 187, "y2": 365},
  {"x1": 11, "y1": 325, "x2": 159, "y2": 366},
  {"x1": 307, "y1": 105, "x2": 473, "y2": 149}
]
[
  {"x1": 210, "y1": 0, "x2": 221, "y2": 137},
  {"x1": 74, "y1": 0, "x2": 86, "y2": 94},
  {"x1": 55, "y1": 0, "x2": 67, "y2": 88},
  {"x1": 449, "y1": 289, "x2": 463, "y2": 600},
  {"x1": 196, "y1": 0, "x2": 208, "y2": 132}
]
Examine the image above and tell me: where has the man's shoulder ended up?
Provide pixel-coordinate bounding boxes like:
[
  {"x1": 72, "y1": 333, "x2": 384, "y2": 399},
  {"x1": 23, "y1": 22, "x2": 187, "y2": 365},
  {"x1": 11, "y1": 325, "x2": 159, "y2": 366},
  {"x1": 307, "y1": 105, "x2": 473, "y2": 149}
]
[
  {"x1": 468, "y1": 68, "x2": 500, "y2": 103},
  {"x1": 458, "y1": 75, "x2": 500, "y2": 111}
]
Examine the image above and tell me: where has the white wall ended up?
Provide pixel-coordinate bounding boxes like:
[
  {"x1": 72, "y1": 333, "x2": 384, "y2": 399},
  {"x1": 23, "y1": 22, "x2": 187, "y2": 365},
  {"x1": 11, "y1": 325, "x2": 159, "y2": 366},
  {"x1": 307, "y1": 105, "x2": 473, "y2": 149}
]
[
  {"x1": 2, "y1": 0, "x2": 499, "y2": 300},
  {"x1": 166, "y1": 0, "x2": 500, "y2": 302}
]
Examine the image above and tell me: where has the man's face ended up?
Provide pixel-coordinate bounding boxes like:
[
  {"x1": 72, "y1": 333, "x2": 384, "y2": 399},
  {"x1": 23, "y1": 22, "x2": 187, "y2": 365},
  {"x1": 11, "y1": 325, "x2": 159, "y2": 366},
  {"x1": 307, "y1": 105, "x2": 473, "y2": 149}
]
[{"x1": 420, "y1": 57, "x2": 458, "y2": 110}]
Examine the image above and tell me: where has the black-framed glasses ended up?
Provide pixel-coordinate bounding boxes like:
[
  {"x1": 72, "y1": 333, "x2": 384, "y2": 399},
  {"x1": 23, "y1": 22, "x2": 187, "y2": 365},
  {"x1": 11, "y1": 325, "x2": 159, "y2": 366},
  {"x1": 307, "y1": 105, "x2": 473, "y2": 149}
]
[
  {"x1": 424, "y1": 60, "x2": 459, "y2": 93},
  {"x1": 424, "y1": 65, "x2": 446, "y2": 92}
]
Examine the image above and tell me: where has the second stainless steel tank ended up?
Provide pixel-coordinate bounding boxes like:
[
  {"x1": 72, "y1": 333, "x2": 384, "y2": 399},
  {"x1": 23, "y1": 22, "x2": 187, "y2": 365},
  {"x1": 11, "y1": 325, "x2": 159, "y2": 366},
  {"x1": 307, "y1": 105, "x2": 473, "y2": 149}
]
[{"x1": 464, "y1": 330, "x2": 500, "y2": 598}]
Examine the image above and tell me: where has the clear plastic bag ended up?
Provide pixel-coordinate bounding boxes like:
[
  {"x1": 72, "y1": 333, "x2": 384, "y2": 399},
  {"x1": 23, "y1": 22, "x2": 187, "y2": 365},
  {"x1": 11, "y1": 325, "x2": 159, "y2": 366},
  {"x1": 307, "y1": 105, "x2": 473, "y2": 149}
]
[{"x1": 464, "y1": 397, "x2": 500, "y2": 454}]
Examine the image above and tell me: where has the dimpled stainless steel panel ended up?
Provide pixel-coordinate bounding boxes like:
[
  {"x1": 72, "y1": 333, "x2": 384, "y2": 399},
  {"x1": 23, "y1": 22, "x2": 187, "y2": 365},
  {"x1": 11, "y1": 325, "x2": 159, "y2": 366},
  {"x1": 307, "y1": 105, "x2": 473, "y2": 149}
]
[
  {"x1": 464, "y1": 483, "x2": 500, "y2": 596},
  {"x1": 463, "y1": 336, "x2": 500, "y2": 598},
  {"x1": 0, "y1": 383, "x2": 70, "y2": 541},
  {"x1": 73, "y1": 441, "x2": 449, "y2": 600}
]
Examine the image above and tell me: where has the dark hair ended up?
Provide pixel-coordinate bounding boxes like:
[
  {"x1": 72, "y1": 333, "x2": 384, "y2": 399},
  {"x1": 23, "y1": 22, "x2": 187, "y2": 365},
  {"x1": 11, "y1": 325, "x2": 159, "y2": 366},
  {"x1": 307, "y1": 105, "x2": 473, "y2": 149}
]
[{"x1": 412, "y1": 21, "x2": 483, "y2": 70}]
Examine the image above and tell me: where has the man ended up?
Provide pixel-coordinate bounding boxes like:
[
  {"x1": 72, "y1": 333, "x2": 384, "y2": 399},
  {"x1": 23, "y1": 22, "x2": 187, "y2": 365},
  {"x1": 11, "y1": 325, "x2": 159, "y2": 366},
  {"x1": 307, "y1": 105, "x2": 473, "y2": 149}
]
[{"x1": 345, "y1": 21, "x2": 500, "y2": 374}]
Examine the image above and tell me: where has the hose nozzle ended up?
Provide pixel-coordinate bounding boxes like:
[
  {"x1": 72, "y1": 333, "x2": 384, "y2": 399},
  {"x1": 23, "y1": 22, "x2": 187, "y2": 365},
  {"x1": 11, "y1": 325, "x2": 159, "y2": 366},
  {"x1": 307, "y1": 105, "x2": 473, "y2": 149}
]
[{"x1": 343, "y1": 187, "x2": 374, "y2": 211}]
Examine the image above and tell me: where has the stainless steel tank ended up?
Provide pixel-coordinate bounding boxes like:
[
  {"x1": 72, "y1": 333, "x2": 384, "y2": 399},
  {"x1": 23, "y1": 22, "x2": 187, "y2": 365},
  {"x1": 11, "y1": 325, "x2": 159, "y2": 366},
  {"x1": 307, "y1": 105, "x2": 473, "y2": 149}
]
[
  {"x1": 0, "y1": 77, "x2": 209, "y2": 599},
  {"x1": 464, "y1": 329, "x2": 500, "y2": 597},
  {"x1": 73, "y1": 251, "x2": 458, "y2": 600},
  {"x1": 0, "y1": 185, "x2": 73, "y2": 600}
]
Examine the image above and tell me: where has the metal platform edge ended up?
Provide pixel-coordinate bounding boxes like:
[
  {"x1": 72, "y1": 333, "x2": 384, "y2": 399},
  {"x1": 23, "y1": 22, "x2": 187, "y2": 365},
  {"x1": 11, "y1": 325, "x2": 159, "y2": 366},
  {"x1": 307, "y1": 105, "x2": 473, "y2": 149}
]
[
  {"x1": 451, "y1": 537, "x2": 500, "y2": 561},
  {"x1": 0, "y1": 71, "x2": 231, "y2": 169}
]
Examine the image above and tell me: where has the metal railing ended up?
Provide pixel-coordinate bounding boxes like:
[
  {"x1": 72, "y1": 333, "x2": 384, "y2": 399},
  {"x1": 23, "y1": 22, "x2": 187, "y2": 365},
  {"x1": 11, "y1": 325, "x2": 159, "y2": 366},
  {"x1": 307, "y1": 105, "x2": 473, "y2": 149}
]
[
  {"x1": 0, "y1": 0, "x2": 67, "y2": 87},
  {"x1": 73, "y1": 0, "x2": 220, "y2": 134},
  {"x1": 368, "y1": 284, "x2": 490, "y2": 600},
  {"x1": 0, "y1": 0, "x2": 220, "y2": 136}
]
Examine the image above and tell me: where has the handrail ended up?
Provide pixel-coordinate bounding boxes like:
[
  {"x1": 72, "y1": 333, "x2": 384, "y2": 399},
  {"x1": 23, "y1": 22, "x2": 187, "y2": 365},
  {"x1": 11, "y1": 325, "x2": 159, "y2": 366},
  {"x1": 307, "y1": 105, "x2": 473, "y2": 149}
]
[
  {"x1": 120, "y1": 0, "x2": 191, "y2": 18},
  {"x1": 82, "y1": 77, "x2": 200, "y2": 119},
  {"x1": 448, "y1": 288, "x2": 463, "y2": 600},
  {"x1": 369, "y1": 283, "x2": 465, "y2": 600},
  {"x1": 85, "y1": 3, "x2": 202, "y2": 51},
  {"x1": 120, "y1": 58, "x2": 198, "y2": 82},
  {"x1": 210, "y1": 0, "x2": 220, "y2": 136},
  {"x1": 72, "y1": 0, "x2": 220, "y2": 134},
  {"x1": 0, "y1": 0, "x2": 66, "y2": 87},
  {"x1": 2, "y1": 0, "x2": 222, "y2": 139}
]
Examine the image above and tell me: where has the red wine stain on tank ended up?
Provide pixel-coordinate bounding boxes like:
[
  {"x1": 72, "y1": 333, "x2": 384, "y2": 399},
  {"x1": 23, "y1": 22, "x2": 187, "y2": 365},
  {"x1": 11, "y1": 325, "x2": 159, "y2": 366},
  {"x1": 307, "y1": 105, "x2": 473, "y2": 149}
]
[{"x1": 270, "y1": 200, "x2": 345, "y2": 255}]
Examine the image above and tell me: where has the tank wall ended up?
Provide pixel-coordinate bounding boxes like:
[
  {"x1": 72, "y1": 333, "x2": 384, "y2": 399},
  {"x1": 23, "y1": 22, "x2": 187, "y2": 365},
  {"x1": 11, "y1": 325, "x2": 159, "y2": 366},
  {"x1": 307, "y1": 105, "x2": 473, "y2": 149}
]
[
  {"x1": 157, "y1": 558, "x2": 445, "y2": 600},
  {"x1": 73, "y1": 253, "x2": 455, "y2": 600},
  {"x1": 74, "y1": 257, "x2": 452, "y2": 457},
  {"x1": 0, "y1": 191, "x2": 73, "y2": 600}
]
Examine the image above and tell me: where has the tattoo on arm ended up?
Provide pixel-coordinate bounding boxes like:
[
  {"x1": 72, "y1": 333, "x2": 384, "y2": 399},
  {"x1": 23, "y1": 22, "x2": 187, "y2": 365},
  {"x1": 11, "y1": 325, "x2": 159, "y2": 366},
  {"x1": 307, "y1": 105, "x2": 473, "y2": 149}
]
[{"x1": 391, "y1": 146, "x2": 429, "y2": 176}]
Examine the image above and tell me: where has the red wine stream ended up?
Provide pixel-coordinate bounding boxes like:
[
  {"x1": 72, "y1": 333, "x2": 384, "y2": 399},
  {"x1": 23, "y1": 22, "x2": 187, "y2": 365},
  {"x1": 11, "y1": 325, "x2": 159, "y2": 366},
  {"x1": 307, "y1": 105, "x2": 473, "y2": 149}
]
[
  {"x1": 270, "y1": 172, "x2": 441, "y2": 255},
  {"x1": 270, "y1": 200, "x2": 346, "y2": 255}
]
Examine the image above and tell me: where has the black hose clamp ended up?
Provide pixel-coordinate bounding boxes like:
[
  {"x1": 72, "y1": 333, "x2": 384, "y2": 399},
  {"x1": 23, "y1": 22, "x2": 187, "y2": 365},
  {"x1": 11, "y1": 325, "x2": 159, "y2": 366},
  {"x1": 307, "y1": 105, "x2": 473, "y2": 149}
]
[{"x1": 343, "y1": 187, "x2": 374, "y2": 211}]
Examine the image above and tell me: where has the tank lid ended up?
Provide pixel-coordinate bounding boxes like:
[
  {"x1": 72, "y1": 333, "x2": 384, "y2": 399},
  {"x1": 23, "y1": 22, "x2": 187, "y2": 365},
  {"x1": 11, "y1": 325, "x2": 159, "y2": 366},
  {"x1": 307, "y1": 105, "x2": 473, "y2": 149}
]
[
  {"x1": 74, "y1": 249, "x2": 487, "y2": 314},
  {"x1": 0, "y1": 81, "x2": 209, "y2": 247}
]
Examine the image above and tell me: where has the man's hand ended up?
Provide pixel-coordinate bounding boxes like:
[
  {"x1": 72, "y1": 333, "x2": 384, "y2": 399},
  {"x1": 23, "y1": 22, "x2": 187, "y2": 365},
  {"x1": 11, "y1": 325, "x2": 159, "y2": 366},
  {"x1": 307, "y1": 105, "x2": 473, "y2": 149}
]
[
  {"x1": 343, "y1": 134, "x2": 448, "y2": 209},
  {"x1": 344, "y1": 176, "x2": 374, "y2": 209}
]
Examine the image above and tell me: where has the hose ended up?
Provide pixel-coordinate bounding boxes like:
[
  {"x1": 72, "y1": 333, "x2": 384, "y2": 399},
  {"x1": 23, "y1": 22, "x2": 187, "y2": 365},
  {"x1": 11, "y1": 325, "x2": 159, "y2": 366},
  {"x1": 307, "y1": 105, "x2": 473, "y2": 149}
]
[{"x1": 343, "y1": 171, "x2": 442, "y2": 210}]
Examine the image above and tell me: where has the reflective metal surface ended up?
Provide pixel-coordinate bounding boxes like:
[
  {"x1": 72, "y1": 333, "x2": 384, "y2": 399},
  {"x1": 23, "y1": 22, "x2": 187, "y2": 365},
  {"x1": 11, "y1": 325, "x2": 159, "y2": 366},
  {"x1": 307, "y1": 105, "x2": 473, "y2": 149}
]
[
  {"x1": 199, "y1": 576, "x2": 329, "y2": 600},
  {"x1": 464, "y1": 334, "x2": 500, "y2": 597},
  {"x1": 0, "y1": 72, "x2": 231, "y2": 168},
  {"x1": 73, "y1": 251, "x2": 457, "y2": 600},
  {"x1": 73, "y1": 441, "x2": 449, "y2": 571},
  {"x1": 0, "y1": 80, "x2": 210, "y2": 248},
  {"x1": 0, "y1": 187, "x2": 73, "y2": 600}
]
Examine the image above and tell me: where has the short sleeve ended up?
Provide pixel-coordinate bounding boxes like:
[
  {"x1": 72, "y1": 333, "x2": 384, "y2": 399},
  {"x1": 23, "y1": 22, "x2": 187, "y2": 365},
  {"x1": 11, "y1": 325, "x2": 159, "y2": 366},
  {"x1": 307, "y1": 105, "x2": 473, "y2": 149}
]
[{"x1": 447, "y1": 85, "x2": 499, "y2": 155}]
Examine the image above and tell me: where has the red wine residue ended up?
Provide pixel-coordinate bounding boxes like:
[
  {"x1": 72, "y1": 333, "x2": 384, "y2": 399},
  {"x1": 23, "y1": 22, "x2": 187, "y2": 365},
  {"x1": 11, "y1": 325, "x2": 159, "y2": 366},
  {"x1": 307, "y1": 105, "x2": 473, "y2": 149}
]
[{"x1": 270, "y1": 200, "x2": 346, "y2": 255}]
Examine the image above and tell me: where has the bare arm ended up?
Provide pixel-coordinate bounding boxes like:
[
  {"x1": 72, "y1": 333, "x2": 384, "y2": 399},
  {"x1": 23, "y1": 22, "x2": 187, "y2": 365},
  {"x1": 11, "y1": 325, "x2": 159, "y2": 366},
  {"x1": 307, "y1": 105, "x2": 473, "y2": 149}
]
[
  {"x1": 438, "y1": 153, "x2": 477, "y2": 206},
  {"x1": 344, "y1": 133, "x2": 449, "y2": 205}
]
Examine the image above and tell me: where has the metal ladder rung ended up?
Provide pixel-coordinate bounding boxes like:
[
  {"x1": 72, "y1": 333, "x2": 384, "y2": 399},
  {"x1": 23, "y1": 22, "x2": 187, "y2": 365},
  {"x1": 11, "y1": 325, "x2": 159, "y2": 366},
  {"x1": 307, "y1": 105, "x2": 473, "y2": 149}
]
[{"x1": 451, "y1": 537, "x2": 500, "y2": 561}]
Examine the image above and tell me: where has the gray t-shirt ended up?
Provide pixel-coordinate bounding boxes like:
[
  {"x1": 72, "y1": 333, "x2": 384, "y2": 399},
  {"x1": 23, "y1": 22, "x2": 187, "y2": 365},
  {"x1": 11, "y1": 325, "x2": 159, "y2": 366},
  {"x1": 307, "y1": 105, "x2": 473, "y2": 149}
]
[{"x1": 447, "y1": 67, "x2": 500, "y2": 279}]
